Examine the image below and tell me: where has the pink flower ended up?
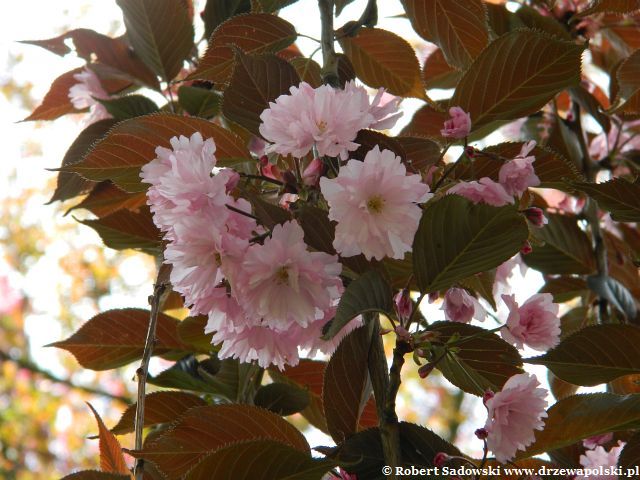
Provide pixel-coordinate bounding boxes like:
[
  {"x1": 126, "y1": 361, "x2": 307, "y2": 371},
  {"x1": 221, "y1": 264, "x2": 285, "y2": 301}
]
[
  {"x1": 320, "y1": 146, "x2": 431, "y2": 260},
  {"x1": 140, "y1": 133, "x2": 229, "y2": 233},
  {"x1": 259, "y1": 81, "x2": 401, "y2": 160},
  {"x1": 448, "y1": 178, "x2": 514, "y2": 207},
  {"x1": 441, "y1": 106, "x2": 471, "y2": 138},
  {"x1": 500, "y1": 293, "x2": 560, "y2": 351},
  {"x1": 68, "y1": 67, "x2": 111, "y2": 124},
  {"x1": 233, "y1": 221, "x2": 343, "y2": 331},
  {"x1": 349, "y1": 83, "x2": 402, "y2": 130},
  {"x1": 301, "y1": 310, "x2": 363, "y2": 357},
  {"x1": 583, "y1": 433, "x2": 614, "y2": 450},
  {"x1": 442, "y1": 288, "x2": 485, "y2": 323},
  {"x1": 484, "y1": 373, "x2": 548, "y2": 463},
  {"x1": 577, "y1": 441, "x2": 625, "y2": 480},
  {"x1": 498, "y1": 141, "x2": 540, "y2": 197},
  {"x1": 302, "y1": 158, "x2": 324, "y2": 186}
]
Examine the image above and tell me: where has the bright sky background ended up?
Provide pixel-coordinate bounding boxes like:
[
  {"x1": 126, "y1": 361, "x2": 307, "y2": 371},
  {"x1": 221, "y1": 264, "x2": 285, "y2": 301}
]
[{"x1": 1, "y1": 0, "x2": 585, "y2": 458}]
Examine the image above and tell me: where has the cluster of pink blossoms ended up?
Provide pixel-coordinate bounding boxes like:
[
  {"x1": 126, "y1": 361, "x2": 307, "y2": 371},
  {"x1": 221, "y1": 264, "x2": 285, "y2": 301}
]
[
  {"x1": 141, "y1": 132, "x2": 360, "y2": 369},
  {"x1": 449, "y1": 140, "x2": 541, "y2": 206},
  {"x1": 501, "y1": 293, "x2": 560, "y2": 351}
]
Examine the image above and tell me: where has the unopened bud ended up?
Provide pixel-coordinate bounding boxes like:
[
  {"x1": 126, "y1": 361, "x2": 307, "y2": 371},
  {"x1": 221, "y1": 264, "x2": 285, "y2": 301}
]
[
  {"x1": 475, "y1": 427, "x2": 489, "y2": 440},
  {"x1": 433, "y1": 452, "x2": 450, "y2": 467},
  {"x1": 394, "y1": 290, "x2": 413, "y2": 321},
  {"x1": 483, "y1": 390, "x2": 495, "y2": 405},
  {"x1": 394, "y1": 325, "x2": 410, "y2": 340},
  {"x1": 524, "y1": 207, "x2": 548, "y2": 228},
  {"x1": 465, "y1": 146, "x2": 476, "y2": 158},
  {"x1": 418, "y1": 363, "x2": 435, "y2": 379},
  {"x1": 302, "y1": 158, "x2": 324, "y2": 186},
  {"x1": 520, "y1": 240, "x2": 533, "y2": 255}
]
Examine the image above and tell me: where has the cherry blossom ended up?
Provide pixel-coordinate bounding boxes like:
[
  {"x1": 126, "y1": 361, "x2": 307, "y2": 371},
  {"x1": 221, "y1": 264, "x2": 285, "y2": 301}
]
[
  {"x1": 501, "y1": 293, "x2": 560, "y2": 351},
  {"x1": 442, "y1": 288, "x2": 485, "y2": 324},
  {"x1": 441, "y1": 106, "x2": 471, "y2": 138},
  {"x1": 448, "y1": 177, "x2": 513, "y2": 207},
  {"x1": 320, "y1": 146, "x2": 431, "y2": 260},
  {"x1": 498, "y1": 141, "x2": 540, "y2": 197},
  {"x1": 577, "y1": 441, "x2": 625, "y2": 480},
  {"x1": 484, "y1": 373, "x2": 548, "y2": 463},
  {"x1": 68, "y1": 67, "x2": 111, "y2": 124}
]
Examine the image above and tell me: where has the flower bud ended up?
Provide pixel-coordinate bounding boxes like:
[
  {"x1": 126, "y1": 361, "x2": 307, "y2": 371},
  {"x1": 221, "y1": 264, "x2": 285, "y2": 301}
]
[
  {"x1": 524, "y1": 207, "x2": 548, "y2": 228},
  {"x1": 433, "y1": 452, "x2": 450, "y2": 467},
  {"x1": 394, "y1": 325, "x2": 411, "y2": 341},
  {"x1": 394, "y1": 289, "x2": 412, "y2": 321},
  {"x1": 483, "y1": 390, "x2": 495, "y2": 405},
  {"x1": 441, "y1": 106, "x2": 471, "y2": 139},
  {"x1": 520, "y1": 240, "x2": 533, "y2": 255},
  {"x1": 465, "y1": 146, "x2": 476, "y2": 158},
  {"x1": 418, "y1": 363, "x2": 435, "y2": 379},
  {"x1": 475, "y1": 427, "x2": 489, "y2": 440},
  {"x1": 302, "y1": 158, "x2": 324, "y2": 186}
]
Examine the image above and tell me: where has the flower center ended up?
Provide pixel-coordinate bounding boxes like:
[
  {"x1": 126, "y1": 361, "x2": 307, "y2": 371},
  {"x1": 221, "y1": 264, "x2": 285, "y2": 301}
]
[
  {"x1": 366, "y1": 195, "x2": 385, "y2": 214},
  {"x1": 275, "y1": 266, "x2": 290, "y2": 285},
  {"x1": 316, "y1": 120, "x2": 327, "y2": 132}
]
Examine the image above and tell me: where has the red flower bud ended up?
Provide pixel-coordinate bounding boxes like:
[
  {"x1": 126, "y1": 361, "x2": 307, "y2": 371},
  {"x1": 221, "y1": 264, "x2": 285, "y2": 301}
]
[
  {"x1": 483, "y1": 390, "x2": 495, "y2": 405},
  {"x1": 465, "y1": 146, "x2": 476, "y2": 158},
  {"x1": 475, "y1": 427, "x2": 489, "y2": 440},
  {"x1": 524, "y1": 207, "x2": 548, "y2": 228},
  {"x1": 520, "y1": 240, "x2": 533, "y2": 255},
  {"x1": 418, "y1": 363, "x2": 435, "y2": 379},
  {"x1": 394, "y1": 290, "x2": 412, "y2": 321},
  {"x1": 433, "y1": 452, "x2": 450, "y2": 467}
]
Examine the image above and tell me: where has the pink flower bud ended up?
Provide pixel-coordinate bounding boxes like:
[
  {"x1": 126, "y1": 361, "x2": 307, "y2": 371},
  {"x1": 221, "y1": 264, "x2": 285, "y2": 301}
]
[
  {"x1": 418, "y1": 363, "x2": 435, "y2": 378},
  {"x1": 433, "y1": 452, "x2": 450, "y2": 467},
  {"x1": 520, "y1": 240, "x2": 533, "y2": 255},
  {"x1": 394, "y1": 325, "x2": 410, "y2": 340},
  {"x1": 302, "y1": 158, "x2": 324, "y2": 186},
  {"x1": 441, "y1": 106, "x2": 471, "y2": 139},
  {"x1": 394, "y1": 289, "x2": 412, "y2": 321},
  {"x1": 475, "y1": 427, "x2": 489, "y2": 440},
  {"x1": 524, "y1": 207, "x2": 548, "y2": 228}
]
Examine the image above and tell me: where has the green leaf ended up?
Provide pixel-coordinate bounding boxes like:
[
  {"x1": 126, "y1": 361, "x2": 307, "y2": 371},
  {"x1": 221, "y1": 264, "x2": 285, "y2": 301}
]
[
  {"x1": 191, "y1": 13, "x2": 297, "y2": 85},
  {"x1": 523, "y1": 213, "x2": 596, "y2": 275},
  {"x1": 98, "y1": 94, "x2": 159, "y2": 120},
  {"x1": 222, "y1": 51, "x2": 300, "y2": 136},
  {"x1": 559, "y1": 306, "x2": 592, "y2": 339},
  {"x1": 79, "y1": 205, "x2": 161, "y2": 254},
  {"x1": 116, "y1": 0, "x2": 194, "y2": 81},
  {"x1": 148, "y1": 355, "x2": 227, "y2": 395},
  {"x1": 400, "y1": 104, "x2": 449, "y2": 139},
  {"x1": 514, "y1": 5, "x2": 572, "y2": 40},
  {"x1": 110, "y1": 391, "x2": 207, "y2": 435},
  {"x1": 401, "y1": 0, "x2": 489, "y2": 70},
  {"x1": 66, "y1": 114, "x2": 250, "y2": 192},
  {"x1": 254, "y1": 383, "x2": 310, "y2": 416},
  {"x1": 49, "y1": 308, "x2": 187, "y2": 370},
  {"x1": 127, "y1": 404, "x2": 309, "y2": 479},
  {"x1": 177, "y1": 315, "x2": 214, "y2": 354},
  {"x1": 519, "y1": 393, "x2": 640, "y2": 459},
  {"x1": 413, "y1": 195, "x2": 528, "y2": 293},
  {"x1": 333, "y1": 422, "x2": 462, "y2": 480},
  {"x1": 422, "y1": 48, "x2": 463, "y2": 90},
  {"x1": 67, "y1": 182, "x2": 148, "y2": 218},
  {"x1": 459, "y1": 270, "x2": 497, "y2": 310},
  {"x1": 572, "y1": 178, "x2": 640, "y2": 222},
  {"x1": 48, "y1": 120, "x2": 118, "y2": 204},
  {"x1": 427, "y1": 321, "x2": 523, "y2": 395},
  {"x1": 527, "y1": 325, "x2": 640, "y2": 385},
  {"x1": 611, "y1": 48, "x2": 640, "y2": 114},
  {"x1": 395, "y1": 136, "x2": 442, "y2": 171},
  {"x1": 323, "y1": 324, "x2": 373, "y2": 443},
  {"x1": 289, "y1": 57, "x2": 322, "y2": 88},
  {"x1": 323, "y1": 271, "x2": 392, "y2": 340},
  {"x1": 338, "y1": 27, "x2": 428, "y2": 100},
  {"x1": 184, "y1": 440, "x2": 335, "y2": 480},
  {"x1": 587, "y1": 274, "x2": 638, "y2": 320},
  {"x1": 451, "y1": 30, "x2": 584, "y2": 130},
  {"x1": 202, "y1": 0, "x2": 251, "y2": 39},
  {"x1": 568, "y1": 85, "x2": 611, "y2": 133},
  {"x1": 177, "y1": 85, "x2": 221, "y2": 118},
  {"x1": 270, "y1": 360, "x2": 329, "y2": 433}
]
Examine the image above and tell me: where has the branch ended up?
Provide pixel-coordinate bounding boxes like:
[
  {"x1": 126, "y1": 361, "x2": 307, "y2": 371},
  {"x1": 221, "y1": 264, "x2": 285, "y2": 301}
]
[
  {"x1": 568, "y1": 102, "x2": 609, "y2": 322},
  {"x1": 318, "y1": 0, "x2": 339, "y2": 87},
  {"x1": 133, "y1": 279, "x2": 167, "y2": 480},
  {"x1": 0, "y1": 350, "x2": 130, "y2": 404}
]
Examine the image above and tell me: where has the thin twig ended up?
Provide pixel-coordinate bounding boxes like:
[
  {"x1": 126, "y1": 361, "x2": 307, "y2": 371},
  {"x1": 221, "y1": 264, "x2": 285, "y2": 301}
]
[
  {"x1": 133, "y1": 279, "x2": 167, "y2": 480},
  {"x1": 226, "y1": 204, "x2": 259, "y2": 221},
  {"x1": 0, "y1": 350, "x2": 130, "y2": 404},
  {"x1": 239, "y1": 173, "x2": 284, "y2": 186}
]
